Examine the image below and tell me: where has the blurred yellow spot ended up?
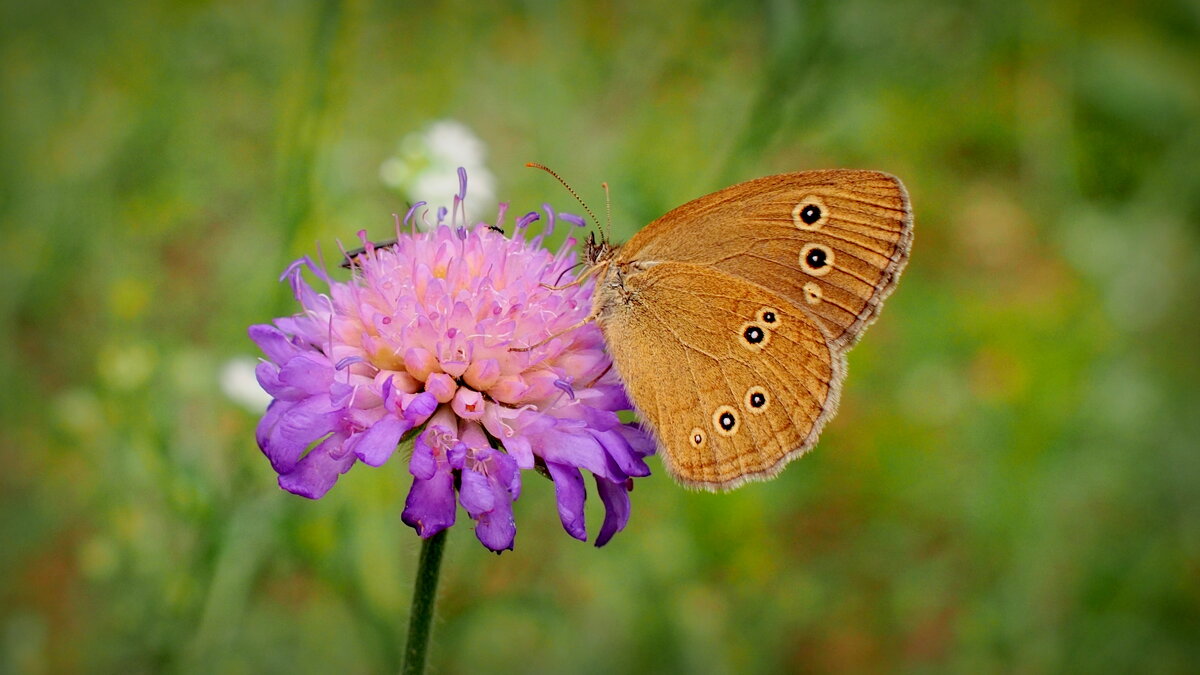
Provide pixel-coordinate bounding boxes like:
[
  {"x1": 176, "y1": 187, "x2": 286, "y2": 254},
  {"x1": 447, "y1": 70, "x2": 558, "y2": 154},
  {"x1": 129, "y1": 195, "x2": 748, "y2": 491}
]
[
  {"x1": 112, "y1": 503, "x2": 148, "y2": 543},
  {"x1": 98, "y1": 341, "x2": 156, "y2": 391},
  {"x1": 78, "y1": 535, "x2": 120, "y2": 580},
  {"x1": 52, "y1": 388, "x2": 104, "y2": 438},
  {"x1": 296, "y1": 514, "x2": 337, "y2": 557},
  {"x1": 970, "y1": 348, "x2": 1029, "y2": 403},
  {"x1": 109, "y1": 277, "x2": 151, "y2": 319}
]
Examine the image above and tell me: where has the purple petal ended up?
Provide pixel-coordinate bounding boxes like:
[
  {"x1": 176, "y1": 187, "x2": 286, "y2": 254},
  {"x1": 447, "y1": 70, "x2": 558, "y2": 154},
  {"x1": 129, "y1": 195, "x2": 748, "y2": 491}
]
[
  {"x1": 402, "y1": 471, "x2": 457, "y2": 538},
  {"x1": 459, "y1": 466, "x2": 495, "y2": 515},
  {"x1": 276, "y1": 395, "x2": 341, "y2": 444},
  {"x1": 254, "y1": 361, "x2": 294, "y2": 400},
  {"x1": 446, "y1": 441, "x2": 467, "y2": 470},
  {"x1": 473, "y1": 494, "x2": 516, "y2": 553},
  {"x1": 265, "y1": 396, "x2": 341, "y2": 473},
  {"x1": 595, "y1": 429, "x2": 651, "y2": 479},
  {"x1": 278, "y1": 434, "x2": 355, "y2": 499},
  {"x1": 350, "y1": 415, "x2": 410, "y2": 467},
  {"x1": 618, "y1": 424, "x2": 657, "y2": 458},
  {"x1": 381, "y1": 375, "x2": 398, "y2": 413},
  {"x1": 255, "y1": 399, "x2": 286, "y2": 451},
  {"x1": 540, "y1": 430, "x2": 611, "y2": 480},
  {"x1": 594, "y1": 477, "x2": 631, "y2": 547},
  {"x1": 547, "y1": 462, "x2": 587, "y2": 541},
  {"x1": 491, "y1": 449, "x2": 521, "y2": 499},
  {"x1": 578, "y1": 405, "x2": 621, "y2": 432},
  {"x1": 282, "y1": 259, "x2": 328, "y2": 310},
  {"x1": 408, "y1": 429, "x2": 438, "y2": 480},
  {"x1": 497, "y1": 433, "x2": 534, "y2": 469},
  {"x1": 278, "y1": 354, "x2": 333, "y2": 393},
  {"x1": 249, "y1": 324, "x2": 298, "y2": 364},
  {"x1": 403, "y1": 392, "x2": 439, "y2": 425},
  {"x1": 589, "y1": 383, "x2": 633, "y2": 412},
  {"x1": 328, "y1": 381, "x2": 357, "y2": 409}
]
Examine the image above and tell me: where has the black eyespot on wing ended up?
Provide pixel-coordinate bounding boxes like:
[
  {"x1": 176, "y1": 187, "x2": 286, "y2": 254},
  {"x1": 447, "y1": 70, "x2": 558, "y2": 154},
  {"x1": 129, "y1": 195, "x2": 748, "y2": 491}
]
[
  {"x1": 712, "y1": 405, "x2": 740, "y2": 436},
  {"x1": 744, "y1": 385, "x2": 770, "y2": 414},
  {"x1": 756, "y1": 307, "x2": 780, "y2": 326},
  {"x1": 799, "y1": 243, "x2": 835, "y2": 276},
  {"x1": 743, "y1": 325, "x2": 765, "y2": 344},
  {"x1": 792, "y1": 197, "x2": 828, "y2": 231}
]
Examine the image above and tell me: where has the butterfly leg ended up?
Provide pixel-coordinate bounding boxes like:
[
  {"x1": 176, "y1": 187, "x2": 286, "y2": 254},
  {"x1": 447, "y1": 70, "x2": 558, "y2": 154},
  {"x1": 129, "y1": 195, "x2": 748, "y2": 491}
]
[
  {"x1": 539, "y1": 260, "x2": 608, "y2": 291},
  {"x1": 508, "y1": 309, "x2": 601, "y2": 352}
]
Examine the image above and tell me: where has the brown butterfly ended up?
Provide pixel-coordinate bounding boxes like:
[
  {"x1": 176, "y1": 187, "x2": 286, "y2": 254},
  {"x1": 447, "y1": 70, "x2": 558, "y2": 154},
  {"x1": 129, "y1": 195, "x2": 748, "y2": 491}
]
[{"x1": 565, "y1": 169, "x2": 913, "y2": 491}]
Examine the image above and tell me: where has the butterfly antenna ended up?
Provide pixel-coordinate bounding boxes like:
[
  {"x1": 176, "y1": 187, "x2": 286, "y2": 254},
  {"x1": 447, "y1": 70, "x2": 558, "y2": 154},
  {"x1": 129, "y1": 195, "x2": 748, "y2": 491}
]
[
  {"x1": 525, "y1": 162, "x2": 602, "y2": 237},
  {"x1": 601, "y1": 181, "x2": 613, "y2": 243}
]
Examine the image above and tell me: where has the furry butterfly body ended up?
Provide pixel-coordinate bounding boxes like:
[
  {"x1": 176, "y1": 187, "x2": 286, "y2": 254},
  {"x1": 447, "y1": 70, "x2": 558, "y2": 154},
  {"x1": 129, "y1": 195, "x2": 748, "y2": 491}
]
[{"x1": 589, "y1": 170, "x2": 912, "y2": 491}]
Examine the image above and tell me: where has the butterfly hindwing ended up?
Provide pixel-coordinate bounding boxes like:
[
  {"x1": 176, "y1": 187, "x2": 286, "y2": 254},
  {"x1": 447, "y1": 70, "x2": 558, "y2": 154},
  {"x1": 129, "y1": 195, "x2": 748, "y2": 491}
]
[{"x1": 596, "y1": 262, "x2": 845, "y2": 490}]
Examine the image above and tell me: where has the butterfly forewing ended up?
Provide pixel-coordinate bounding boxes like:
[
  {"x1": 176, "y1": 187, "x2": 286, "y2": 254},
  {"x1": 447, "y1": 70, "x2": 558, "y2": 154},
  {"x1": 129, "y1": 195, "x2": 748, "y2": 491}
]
[
  {"x1": 597, "y1": 263, "x2": 845, "y2": 490},
  {"x1": 617, "y1": 170, "x2": 912, "y2": 350}
]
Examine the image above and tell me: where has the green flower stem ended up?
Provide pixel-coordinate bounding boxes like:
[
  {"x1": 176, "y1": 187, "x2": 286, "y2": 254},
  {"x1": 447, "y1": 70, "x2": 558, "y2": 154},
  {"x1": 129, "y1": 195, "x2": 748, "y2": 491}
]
[{"x1": 401, "y1": 529, "x2": 449, "y2": 675}]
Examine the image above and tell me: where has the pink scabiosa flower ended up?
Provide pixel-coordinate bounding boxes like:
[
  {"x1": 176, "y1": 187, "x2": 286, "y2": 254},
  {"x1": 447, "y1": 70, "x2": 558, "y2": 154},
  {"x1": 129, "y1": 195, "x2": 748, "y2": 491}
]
[{"x1": 250, "y1": 169, "x2": 654, "y2": 552}]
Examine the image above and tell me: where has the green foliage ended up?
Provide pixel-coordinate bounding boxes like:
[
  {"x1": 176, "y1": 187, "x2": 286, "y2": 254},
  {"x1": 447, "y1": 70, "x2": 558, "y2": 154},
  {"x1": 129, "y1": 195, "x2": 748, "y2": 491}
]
[{"x1": 2, "y1": 0, "x2": 1198, "y2": 672}]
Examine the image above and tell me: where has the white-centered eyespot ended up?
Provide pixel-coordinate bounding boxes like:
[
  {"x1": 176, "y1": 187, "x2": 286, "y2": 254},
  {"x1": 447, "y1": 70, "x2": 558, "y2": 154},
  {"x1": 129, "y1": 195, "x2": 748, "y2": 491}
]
[
  {"x1": 744, "y1": 385, "x2": 770, "y2": 414},
  {"x1": 799, "y1": 243, "x2": 835, "y2": 276},
  {"x1": 757, "y1": 306, "x2": 780, "y2": 325},
  {"x1": 712, "y1": 405, "x2": 739, "y2": 436},
  {"x1": 738, "y1": 321, "x2": 771, "y2": 352},
  {"x1": 689, "y1": 427, "x2": 707, "y2": 448},
  {"x1": 792, "y1": 196, "x2": 828, "y2": 231}
]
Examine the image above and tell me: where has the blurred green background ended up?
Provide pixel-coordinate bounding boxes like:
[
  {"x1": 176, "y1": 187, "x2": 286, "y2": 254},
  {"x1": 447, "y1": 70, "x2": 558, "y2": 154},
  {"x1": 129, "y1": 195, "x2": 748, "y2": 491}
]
[{"x1": 3, "y1": 0, "x2": 1199, "y2": 672}]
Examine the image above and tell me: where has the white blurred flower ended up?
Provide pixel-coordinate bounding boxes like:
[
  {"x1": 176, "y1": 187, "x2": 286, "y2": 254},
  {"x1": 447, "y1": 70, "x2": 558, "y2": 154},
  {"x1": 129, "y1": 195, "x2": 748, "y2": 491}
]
[
  {"x1": 220, "y1": 356, "x2": 272, "y2": 413},
  {"x1": 379, "y1": 120, "x2": 496, "y2": 225}
]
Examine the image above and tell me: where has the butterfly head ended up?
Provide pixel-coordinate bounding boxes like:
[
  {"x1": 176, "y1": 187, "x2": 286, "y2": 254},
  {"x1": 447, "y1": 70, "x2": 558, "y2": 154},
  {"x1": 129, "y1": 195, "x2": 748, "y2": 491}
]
[{"x1": 584, "y1": 230, "x2": 619, "y2": 266}]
